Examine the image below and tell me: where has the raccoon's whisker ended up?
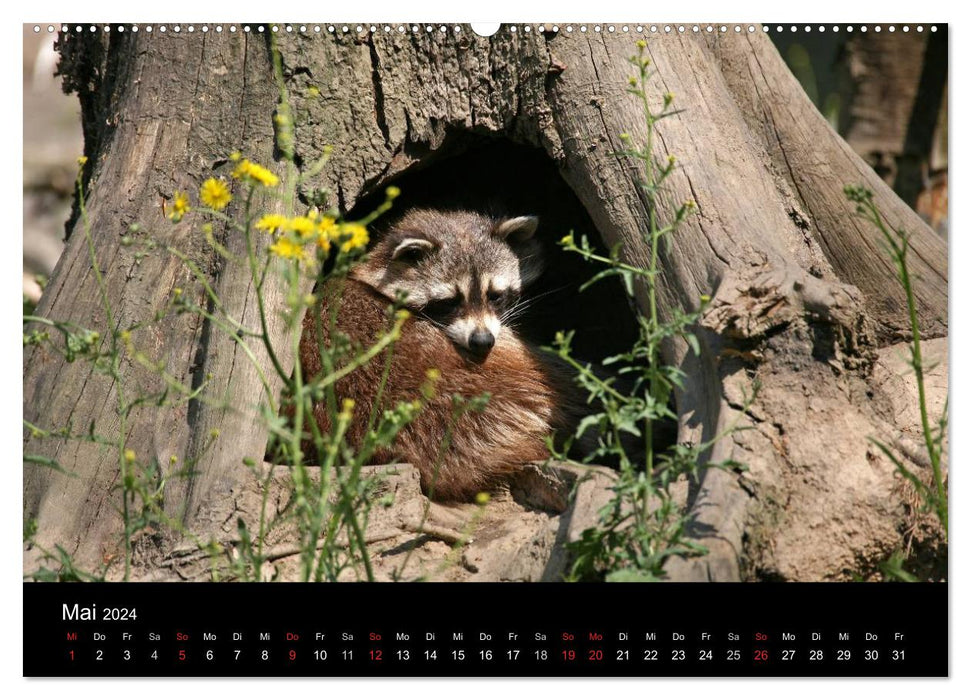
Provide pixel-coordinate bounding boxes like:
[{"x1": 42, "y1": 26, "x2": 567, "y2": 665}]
[
  {"x1": 500, "y1": 285, "x2": 571, "y2": 322},
  {"x1": 502, "y1": 304, "x2": 533, "y2": 321},
  {"x1": 501, "y1": 310, "x2": 532, "y2": 327},
  {"x1": 501, "y1": 301, "x2": 539, "y2": 324},
  {"x1": 517, "y1": 284, "x2": 572, "y2": 307}
]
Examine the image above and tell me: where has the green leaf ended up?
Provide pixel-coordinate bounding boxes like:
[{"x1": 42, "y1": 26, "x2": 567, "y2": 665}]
[{"x1": 575, "y1": 413, "x2": 605, "y2": 439}]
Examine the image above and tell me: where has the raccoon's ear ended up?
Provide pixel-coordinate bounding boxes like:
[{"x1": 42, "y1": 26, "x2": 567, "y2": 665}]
[
  {"x1": 495, "y1": 216, "x2": 539, "y2": 244},
  {"x1": 391, "y1": 237, "x2": 438, "y2": 264}
]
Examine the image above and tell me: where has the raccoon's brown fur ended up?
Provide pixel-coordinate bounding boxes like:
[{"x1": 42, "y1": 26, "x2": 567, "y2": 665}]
[{"x1": 299, "y1": 277, "x2": 583, "y2": 501}]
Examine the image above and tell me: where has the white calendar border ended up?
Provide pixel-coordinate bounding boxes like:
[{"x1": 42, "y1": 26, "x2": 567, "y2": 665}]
[{"x1": 5, "y1": 0, "x2": 964, "y2": 697}]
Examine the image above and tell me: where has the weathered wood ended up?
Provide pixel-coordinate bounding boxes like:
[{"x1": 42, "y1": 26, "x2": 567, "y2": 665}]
[
  {"x1": 714, "y1": 33, "x2": 947, "y2": 342},
  {"x1": 25, "y1": 26, "x2": 947, "y2": 582},
  {"x1": 134, "y1": 461, "x2": 619, "y2": 583},
  {"x1": 24, "y1": 30, "x2": 283, "y2": 570}
]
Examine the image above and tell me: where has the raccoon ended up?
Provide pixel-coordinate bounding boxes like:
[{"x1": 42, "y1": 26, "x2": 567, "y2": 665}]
[{"x1": 298, "y1": 208, "x2": 584, "y2": 501}]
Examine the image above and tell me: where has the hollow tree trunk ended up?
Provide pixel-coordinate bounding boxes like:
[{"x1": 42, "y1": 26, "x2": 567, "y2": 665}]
[{"x1": 24, "y1": 25, "x2": 947, "y2": 581}]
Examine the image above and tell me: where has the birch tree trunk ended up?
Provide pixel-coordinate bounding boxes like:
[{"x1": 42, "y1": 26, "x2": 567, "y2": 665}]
[{"x1": 24, "y1": 25, "x2": 947, "y2": 582}]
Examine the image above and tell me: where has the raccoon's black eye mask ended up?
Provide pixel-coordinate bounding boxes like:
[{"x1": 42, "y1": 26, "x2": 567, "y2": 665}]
[
  {"x1": 421, "y1": 295, "x2": 463, "y2": 321},
  {"x1": 486, "y1": 288, "x2": 518, "y2": 313}
]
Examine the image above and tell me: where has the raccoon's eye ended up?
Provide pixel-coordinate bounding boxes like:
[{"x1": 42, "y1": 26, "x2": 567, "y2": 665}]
[
  {"x1": 487, "y1": 289, "x2": 516, "y2": 309},
  {"x1": 423, "y1": 296, "x2": 462, "y2": 318}
]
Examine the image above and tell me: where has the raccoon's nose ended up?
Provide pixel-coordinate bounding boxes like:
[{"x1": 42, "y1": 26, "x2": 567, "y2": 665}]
[{"x1": 468, "y1": 329, "x2": 495, "y2": 355}]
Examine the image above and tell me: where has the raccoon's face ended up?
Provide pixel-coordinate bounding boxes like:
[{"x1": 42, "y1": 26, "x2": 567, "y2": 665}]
[{"x1": 353, "y1": 209, "x2": 543, "y2": 358}]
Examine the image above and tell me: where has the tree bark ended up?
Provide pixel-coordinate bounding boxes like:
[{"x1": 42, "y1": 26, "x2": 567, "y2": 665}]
[
  {"x1": 836, "y1": 30, "x2": 948, "y2": 214},
  {"x1": 24, "y1": 25, "x2": 947, "y2": 582}
]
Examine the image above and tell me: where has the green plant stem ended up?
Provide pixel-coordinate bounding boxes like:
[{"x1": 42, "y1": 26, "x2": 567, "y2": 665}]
[
  {"x1": 864, "y1": 199, "x2": 947, "y2": 533},
  {"x1": 240, "y1": 187, "x2": 289, "y2": 384}
]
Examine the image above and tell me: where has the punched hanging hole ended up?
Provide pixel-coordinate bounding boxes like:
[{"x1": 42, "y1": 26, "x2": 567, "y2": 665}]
[{"x1": 470, "y1": 23, "x2": 501, "y2": 37}]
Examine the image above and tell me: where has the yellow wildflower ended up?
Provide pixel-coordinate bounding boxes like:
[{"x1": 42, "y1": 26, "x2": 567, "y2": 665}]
[
  {"x1": 386, "y1": 185, "x2": 401, "y2": 199},
  {"x1": 77, "y1": 156, "x2": 88, "y2": 166},
  {"x1": 255, "y1": 214, "x2": 289, "y2": 234},
  {"x1": 169, "y1": 191, "x2": 190, "y2": 222},
  {"x1": 247, "y1": 162, "x2": 279, "y2": 187},
  {"x1": 316, "y1": 232, "x2": 332, "y2": 255},
  {"x1": 475, "y1": 492, "x2": 491, "y2": 506},
  {"x1": 636, "y1": 39, "x2": 647, "y2": 49},
  {"x1": 269, "y1": 237, "x2": 309, "y2": 262},
  {"x1": 628, "y1": 76, "x2": 638, "y2": 86},
  {"x1": 199, "y1": 178, "x2": 232, "y2": 210},
  {"x1": 315, "y1": 214, "x2": 339, "y2": 238},
  {"x1": 124, "y1": 449, "x2": 137, "y2": 463},
  {"x1": 338, "y1": 222, "x2": 369, "y2": 253},
  {"x1": 289, "y1": 216, "x2": 316, "y2": 241},
  {"x1": 232, "y1": 158, "x2": 280, "y2": 187}
]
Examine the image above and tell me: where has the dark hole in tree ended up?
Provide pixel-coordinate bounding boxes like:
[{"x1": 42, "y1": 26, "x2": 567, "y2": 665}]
[
  {"x1": 277, "y1": 135, "x2": 678, "y2": 463},
  {"x1": 347, "y1": 136, "x2": 640, "y2": 364}
]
